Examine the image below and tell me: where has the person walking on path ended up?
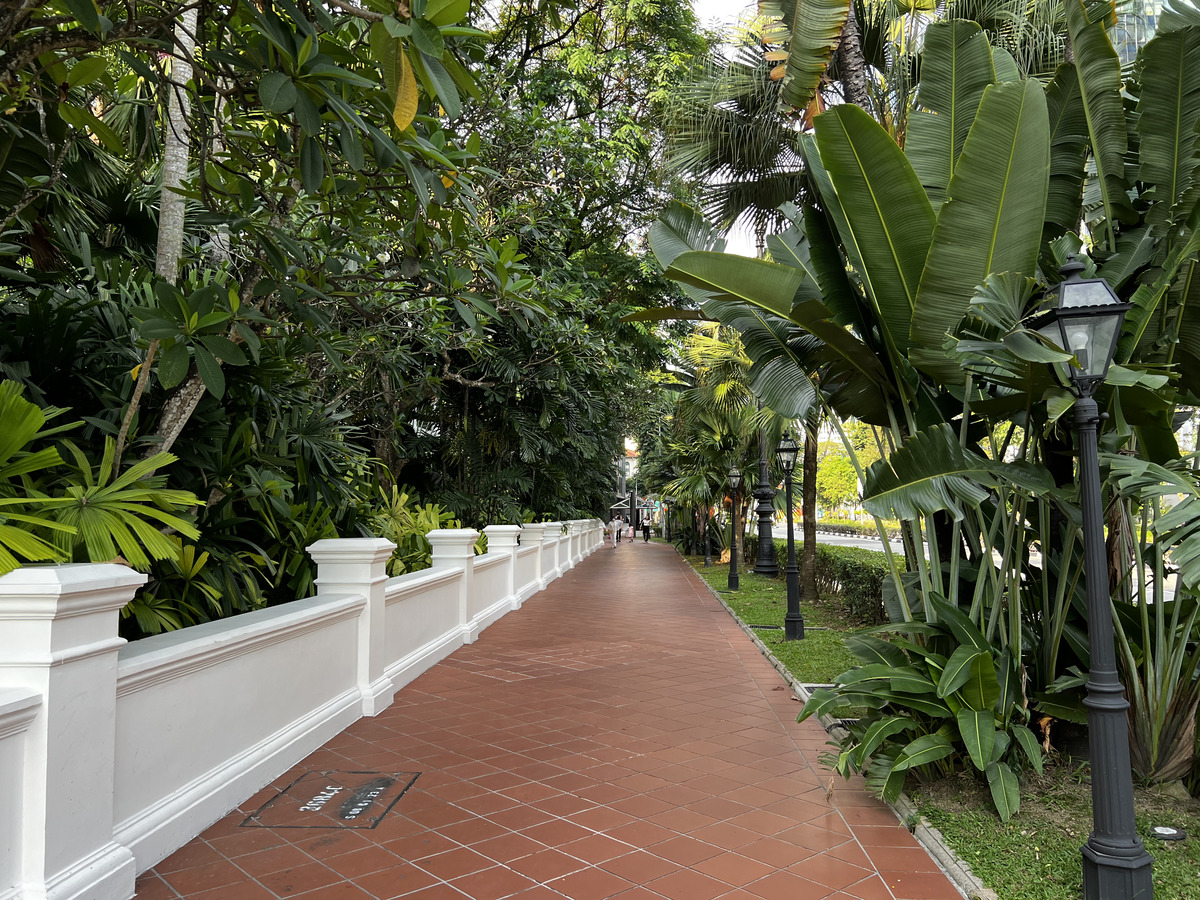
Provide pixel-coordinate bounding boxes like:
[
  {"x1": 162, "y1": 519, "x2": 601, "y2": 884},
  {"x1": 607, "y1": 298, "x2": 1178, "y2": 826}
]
[
  {"x1": 614, "y1": 515, "x2": 623, "y2": 543},
  {"x1": 642, "y1": 520, "x2": 651, "y2": 542},
  {"x1": 609, "y1": 515, "x2": 620, "y2": 547}
]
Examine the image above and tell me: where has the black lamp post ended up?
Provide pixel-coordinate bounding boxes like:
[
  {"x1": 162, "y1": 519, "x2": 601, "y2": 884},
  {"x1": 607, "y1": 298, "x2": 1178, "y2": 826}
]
[
  {"x1": 727, "y1": 465, "x2": 742, "y2": 591},
  {"x1": 777, "y1": 432, "x2": 804, "y2": 640},
  {"x1": 1036, "y1": 255, "x2": 1152, "y2": 899},
  {"x1": 753, "y1": 417, "x2": 780, "y2": 576}
]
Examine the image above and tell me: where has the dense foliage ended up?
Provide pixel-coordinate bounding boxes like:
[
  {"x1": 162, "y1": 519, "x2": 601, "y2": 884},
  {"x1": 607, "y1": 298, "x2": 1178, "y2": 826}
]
[{"x1": 0, "y1": 0, "x2": 710, "y2": 634}]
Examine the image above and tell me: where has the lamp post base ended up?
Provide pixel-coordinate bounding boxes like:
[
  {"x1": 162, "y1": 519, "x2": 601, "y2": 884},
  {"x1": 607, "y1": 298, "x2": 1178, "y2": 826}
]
[
  {"x1": 1082, "y1": 843, "x2": 1154, "y2": 900},
  {"x1": 784, "y1": 612, "x2": 804, "y2": 641}
]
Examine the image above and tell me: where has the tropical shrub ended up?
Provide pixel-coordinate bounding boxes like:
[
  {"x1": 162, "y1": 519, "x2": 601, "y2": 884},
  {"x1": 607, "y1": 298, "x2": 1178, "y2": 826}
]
[
  {"x1": 371, "y1": 486, "x2": 461, "y2": 576},
  {"x1": 799, "y1": 596, "x2": 1043, "y2": 821}
]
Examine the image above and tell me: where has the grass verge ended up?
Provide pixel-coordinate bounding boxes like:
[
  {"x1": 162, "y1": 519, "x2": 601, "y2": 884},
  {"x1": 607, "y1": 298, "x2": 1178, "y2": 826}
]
[{"x1": 910, "y1": 767, "x2": 1200, "y2": 900}]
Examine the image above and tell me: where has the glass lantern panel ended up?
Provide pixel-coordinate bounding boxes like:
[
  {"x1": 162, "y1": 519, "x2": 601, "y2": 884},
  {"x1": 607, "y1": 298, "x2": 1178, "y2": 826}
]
[
  {"x1": 1060, "y1": 279, "x2": 1120, "y2": 309},
  {"x1": 1059, "y1": 311, "x2": 1121, "y2": 379}
]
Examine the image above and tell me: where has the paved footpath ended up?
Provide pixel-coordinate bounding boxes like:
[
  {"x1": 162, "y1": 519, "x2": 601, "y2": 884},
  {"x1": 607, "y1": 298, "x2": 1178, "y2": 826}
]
[{"x1": 135, "y1": 541, "x2": 963, "y2": 900}]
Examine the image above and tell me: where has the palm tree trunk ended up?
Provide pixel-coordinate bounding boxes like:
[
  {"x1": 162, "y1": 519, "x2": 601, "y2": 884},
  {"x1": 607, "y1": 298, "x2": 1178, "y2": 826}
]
[{"x1": 837, "y1": 3, "x2": 870, "y2": 110}]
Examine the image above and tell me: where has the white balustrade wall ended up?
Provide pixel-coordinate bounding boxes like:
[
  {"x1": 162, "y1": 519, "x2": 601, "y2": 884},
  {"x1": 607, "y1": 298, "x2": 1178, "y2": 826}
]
[{"x1": 0, "y1": 519, "x2": 604, "y2": 900}]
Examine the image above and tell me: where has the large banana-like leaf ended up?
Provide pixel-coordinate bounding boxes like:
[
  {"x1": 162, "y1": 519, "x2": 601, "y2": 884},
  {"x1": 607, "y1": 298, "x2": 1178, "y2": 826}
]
[
  {"x1": 862, "y1": 422, "x2": 1053, "y2": 521},
  {"x1": 1106, "y1": 453, "x2": 1200, "y2": 587},
  {"x1": 759, "y1": 0, "x2": 852, "y2": 111},
  {"x1": 1118, "y1": 228, "x2": 1200, "y2": 361},
  {"x1": 1172, "y1": 259, "x2": 1200, "y2": 396},
  {"x1": 665, "y1": 250, "x2": 897, "y2": 420},
  {"x1": 649, "y1": 200, "x2": 727, "y2": 269},
  {"x1": 814, "y1": 104, "x2": 935, "y2": 359},
  {"x1": 1137, "y1": 28, "x2": 1200, "y2": 230},
  {"x1": 862, "y1": 423, "x2": 994, "y2": 521},
  {"x1": 911, "y1": 79, "x2": 1050, "y2": 381},
  {"x1": 904, "y1": 21, "x2": 996, "y2": 205},
  {"x1": 1043, "y1": 64, "x2": 1088, "y2": 233},
  {"x1": 1063, "y1": 0, "x2": 1137, "y2": 243}
]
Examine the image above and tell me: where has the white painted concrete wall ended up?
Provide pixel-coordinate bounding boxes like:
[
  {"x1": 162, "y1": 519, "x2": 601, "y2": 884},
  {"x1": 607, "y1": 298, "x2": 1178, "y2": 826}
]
[{"x1": 0, "y1": 520, "x2": 604, "y2": 900}]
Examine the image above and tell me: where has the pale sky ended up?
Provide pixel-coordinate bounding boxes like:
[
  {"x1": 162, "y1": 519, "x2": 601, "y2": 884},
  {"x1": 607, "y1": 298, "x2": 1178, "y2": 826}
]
[
  {"x1": 686, "y1": 1, "x2": 760, "y2": 257},
  {"x1": 691, "y1": 0, "x2": 756, "y2": 29}
]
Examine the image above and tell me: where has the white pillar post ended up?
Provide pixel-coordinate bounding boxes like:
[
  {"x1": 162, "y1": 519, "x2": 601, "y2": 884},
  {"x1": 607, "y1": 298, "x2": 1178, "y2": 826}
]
[
  {"x1": 427, "y1": 529, "x2": 481, "y2": 641},
  {"x1": 483, "y1": 525, "x2": 522, "y2": 610},
  {"x1": 307, "y1": 538, "x2": 397, "y2": 716},
  {"x1": 0, "y1": 564, "x2": 145, "y2": 900},
  {"x1": 541, "y1": 522, "x2": 563, "y2": 583},
  {"x1": 521, "y1": 523, "x2": 547, "y2": 589},
  {"x1": 0, "y1": 689, "x2": 41, "y2": 899}
]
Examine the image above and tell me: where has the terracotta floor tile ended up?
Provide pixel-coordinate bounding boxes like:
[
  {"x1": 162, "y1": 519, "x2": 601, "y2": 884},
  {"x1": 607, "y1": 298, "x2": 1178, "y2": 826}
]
[
  {"x1": 788, "y1": 854, "x2": 873, "y2": 891},
  {"x1": 471, "y1": 832, "x2": 546, "y2": 864},
  {"x1": 645, "y1": 836, "x2": 722, "y2": 867},
  {"x1": 414, "y1": 847, "x2": 495, "y2": 881},
  {"x1": 156, "y1": 841, "x2": 225, "y2": 874},
  {"x1": 877, "y1": 871, "x2": 962, "y2": 900},
  {"x1": 384, "y1": 832, "x2": 460, "y2": 862},
  {"x1": 558, "y1": 833, "x2": 633, "y2": 864},
  {"x1": 643, "y1": 867, "x2": 729, "y2": 900},
  {"x1": 546, "y1": 866, "x2": 635, "y2": 900},
  {"x1": 159, "y1": 859, "x2": 249, "y2": 895},
  {"x1": 350, "y1": 863, "x2": 441, "y2": 899},
  {"x1": 292, "y1": 884, "x2": 374, "y2": 899},
  {"x1": 745, "y1": 871, "x2": 832, "y2": 900},
  {"x1": 596, "y1": 850, "x2": 679, "y2": 884},
  {"x1": 508, "y1": 848, "x2": 589, "y2": 882},
  {"x1": 692, "y1": 852, "x2": 775, "y2": 886},
  {"x1": 257, "y1": 862, "x2": 344, "y2": 897},
  {"x1": 447, "y1": 865, "x2": 538, "y2": 899},
  {"x1": 235, "y1": 844, "x2": 317, "y2": 877},
  {"x1": 133, "y1": 874, "x2": 179, "y2": 899}
]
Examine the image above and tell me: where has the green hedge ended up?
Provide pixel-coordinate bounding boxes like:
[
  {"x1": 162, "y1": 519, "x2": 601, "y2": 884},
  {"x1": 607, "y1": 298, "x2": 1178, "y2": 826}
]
[
  {"x1": 816, "y1": 518, "x2": 904, "y2": 540},
  {"x1": 774, "y1": 539, "x2": 891, "y2": 625}
]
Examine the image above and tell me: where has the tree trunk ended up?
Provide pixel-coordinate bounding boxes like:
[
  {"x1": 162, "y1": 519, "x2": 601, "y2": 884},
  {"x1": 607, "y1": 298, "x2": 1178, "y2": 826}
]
[
  {"x1": 801, "y1": 413, "x2": 819, "y2": 603},
  {"x1": 115, "y1": 6, "x2": 197, "y2": 470},
  {"x1": 837, "y1": 3, "x2": 870, "y2": 110}
]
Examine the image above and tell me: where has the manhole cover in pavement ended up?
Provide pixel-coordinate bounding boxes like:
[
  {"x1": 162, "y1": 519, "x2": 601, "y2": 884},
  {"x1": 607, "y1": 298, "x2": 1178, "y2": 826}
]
[{"x1": 241, "y1": 771, "x2": 420, "y2": 829}]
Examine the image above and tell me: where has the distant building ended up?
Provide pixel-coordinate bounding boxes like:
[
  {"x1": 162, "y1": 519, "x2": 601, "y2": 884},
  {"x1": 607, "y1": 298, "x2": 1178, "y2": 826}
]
[{"x1": 1114, "y1": 0, "x2": 1162, "y2": 63}]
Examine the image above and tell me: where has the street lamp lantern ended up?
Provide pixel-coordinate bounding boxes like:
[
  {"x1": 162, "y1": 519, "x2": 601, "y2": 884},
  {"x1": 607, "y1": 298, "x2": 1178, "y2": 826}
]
[
  {"x1": 776, "y1": 432, "x2": 804, "y2": 640},
  {"x1": 1038, "y1": 256, "x2": 1152, "y2": 900},
  {"x1": 1035, "y1": 255, "x2": 1131, "y2": 396},
  {"x1": 727, "y1": 465, "x2": 742, "y2": 591},
  {"x1": 777, "y1": 434, "x2": 799, "y2": 474}
]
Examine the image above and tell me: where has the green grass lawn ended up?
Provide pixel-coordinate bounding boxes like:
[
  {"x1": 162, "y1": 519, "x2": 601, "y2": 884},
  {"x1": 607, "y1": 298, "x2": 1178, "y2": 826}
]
[
  {"x1": 910, "y1": 767, "x2": 1200, "y2": 900},
  {"x1": 684, "y1": 555, "x2": 859, "y2": 685},
  {"x1": 682, "y1": 549, "x2": 1200, "y2": 900}
]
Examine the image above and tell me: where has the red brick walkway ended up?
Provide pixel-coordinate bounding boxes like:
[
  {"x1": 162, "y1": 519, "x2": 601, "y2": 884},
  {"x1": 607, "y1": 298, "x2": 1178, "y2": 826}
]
[{"x1": 134, "y1": 542, "x2": 962, "y2": 900}]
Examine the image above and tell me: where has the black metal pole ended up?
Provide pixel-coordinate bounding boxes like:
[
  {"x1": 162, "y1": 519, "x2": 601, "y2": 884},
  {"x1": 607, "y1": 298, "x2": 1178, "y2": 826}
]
[
  {"x1": 753, "y1": 424, "x2": 780, "y2": 576},
  {"x1": 783, "y1": 468, "x2": 804, "y2": 640},
  {"x1": 728, "y1": 485, "x2": 740, "y2": 591},
  {"x1": 1075, "y1": 396, "x2": 1153, "y2": 898}
]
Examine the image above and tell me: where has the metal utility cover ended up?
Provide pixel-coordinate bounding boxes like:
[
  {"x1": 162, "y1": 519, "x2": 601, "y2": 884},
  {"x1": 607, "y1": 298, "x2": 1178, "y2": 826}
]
[{"x1": 241, "y1": 771, "x2": 419, "y2": 829}]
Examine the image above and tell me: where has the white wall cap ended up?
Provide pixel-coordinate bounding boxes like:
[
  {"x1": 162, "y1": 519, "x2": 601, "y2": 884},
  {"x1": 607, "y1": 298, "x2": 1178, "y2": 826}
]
[
  {"x1": 482, "y1": 525, "x2": 522, "y2": 536},
  {"x1": 0, "y1": 687, "x2": 41, "y2": 734},
  {"x1": 0, "y1": 563, "x2": 147, "y2": 617},
  {"x1": 306, "y1": 537, "x2": 396, "y2": 563}
]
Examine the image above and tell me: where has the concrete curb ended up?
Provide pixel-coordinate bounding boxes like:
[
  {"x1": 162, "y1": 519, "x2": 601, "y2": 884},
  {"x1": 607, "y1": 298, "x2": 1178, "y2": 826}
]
[{"x1": 694, "y1": 570, "x2": 995, "y2": 900}]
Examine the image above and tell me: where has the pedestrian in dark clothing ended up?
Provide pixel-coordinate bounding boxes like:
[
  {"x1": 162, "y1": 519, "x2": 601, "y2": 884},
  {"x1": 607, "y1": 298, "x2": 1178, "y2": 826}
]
[{"x1": 642, "y1": 521, "x2": 651, "y2": 542}]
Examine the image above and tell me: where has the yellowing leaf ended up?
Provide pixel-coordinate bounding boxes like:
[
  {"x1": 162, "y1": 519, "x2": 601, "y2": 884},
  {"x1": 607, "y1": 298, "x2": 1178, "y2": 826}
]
[
  {"x1": 770, "y1": 62, "x2": 787, "y2": 81},
  {"x1": 442, "y1": 171, "x2": 457, "y2": 188},
  {"x1": 764, "y1": 50, "x2": 789, "y2": 62},
  {"x1": 393, "y1": 50, "x2": 418, "y2": 130},
  {"x1": 130, "y1": 363, "x2": 142, "y2": 381}
]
